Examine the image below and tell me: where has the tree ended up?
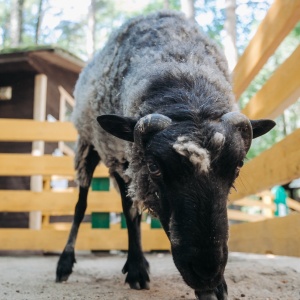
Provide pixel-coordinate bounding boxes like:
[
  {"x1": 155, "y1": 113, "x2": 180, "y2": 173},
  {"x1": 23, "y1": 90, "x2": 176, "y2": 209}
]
[
  {"x1": 55, "y1": 20, "x2": 87, "y2": 58},
  {"x1": 87, "y1": 0, "x2": 96, "y2": 58},
  {"x1": 0, "y1": 1, "x2": 11, "y2": 48},
  {"x1": 35, "y1": 0, "x2": 44, "y2": 44},
  {"x1": 194, "y1": 0, "x2": 225, "y2": 47},
  {"x1": 180, "y1": 0, "x2": 195, "y2": 20},
  {"x1": 10, "y1": 0, "x2": 25, "y2": 47},
  {"x1": 163, "y1": 0, "x2": 170, "y2": 9},
  {"x1": 223, "y1": 0, "x2": 238, "y2": 72}
]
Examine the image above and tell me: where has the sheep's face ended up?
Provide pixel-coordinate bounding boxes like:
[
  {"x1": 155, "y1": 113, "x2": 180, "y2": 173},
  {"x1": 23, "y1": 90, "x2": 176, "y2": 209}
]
[
  {"x1": 97, "y1": 112, "x2": 275, "y2": 293},
  {"x1": 143, "y1": 122, "x2": 234, "y2": 292}
]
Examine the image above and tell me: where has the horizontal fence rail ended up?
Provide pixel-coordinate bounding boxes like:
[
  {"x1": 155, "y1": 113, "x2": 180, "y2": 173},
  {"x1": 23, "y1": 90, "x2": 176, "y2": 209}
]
[
  {"x1": 0, "y1": 189, "x2": 267, "y2": 222},
  {"x1": 0, "y1": 154, "x2": 108, "y2": 177},
  {"x1": 287, "y1": 197, "x2": 300, "y2": 212},
  {"x1": 242, "y1": 45, "x2": 300, "y2": 120},
  {"x1": 0, "y1": 190, "x2": 122, "y2": 214},
  {"x1": 0, "y1": 228, "x2": 170, "y2": 252},
  {"x1": 0, "y1": 119, "x2": 77, "y2": 142},
  {"x1": 233, "y1": 0, "x2": 300, "y2": 99},
  {"x1": 229, "y1": 214, "x2": 300, "y2": 257},
  {"x1": 229, "y1": 128, "x2": 300, "y2": 201}
]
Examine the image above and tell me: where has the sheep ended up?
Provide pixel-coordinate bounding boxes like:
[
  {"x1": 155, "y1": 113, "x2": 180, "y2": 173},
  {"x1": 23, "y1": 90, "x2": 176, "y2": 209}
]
[{"x1": 56, "y1": 11, "x2": 275, "y2": 300}]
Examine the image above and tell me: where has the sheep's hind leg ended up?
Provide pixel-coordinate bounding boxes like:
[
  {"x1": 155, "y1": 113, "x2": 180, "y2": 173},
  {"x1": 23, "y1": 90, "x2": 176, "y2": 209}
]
[
  {"x1": 56, "y1": 143, "x2": 100, "y2": 282},
  {"x1": 113, "y1": 172, "x2": 150, "y2": 290}
]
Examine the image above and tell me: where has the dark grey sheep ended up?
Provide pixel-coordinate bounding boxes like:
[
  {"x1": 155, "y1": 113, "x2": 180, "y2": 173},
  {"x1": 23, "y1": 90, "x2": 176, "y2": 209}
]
[{"x1": 56, "y1": 11, "x2": 275, "y2": 300}]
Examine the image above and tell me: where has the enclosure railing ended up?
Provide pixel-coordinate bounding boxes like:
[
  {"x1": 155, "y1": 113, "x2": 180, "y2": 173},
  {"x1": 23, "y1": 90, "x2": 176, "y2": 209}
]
[
  {"x1": 0, "y1": 0, "x2": 299, "y2": 256},
  {"x1": 0, "y1": 119, "x2": 276, "y2": 252},
  {"x1": 228, "y1": 0, "x2": 300, "y2": 257},
  {"x1": 0, "y1": 119, "x2": 170, "y2": 251}
]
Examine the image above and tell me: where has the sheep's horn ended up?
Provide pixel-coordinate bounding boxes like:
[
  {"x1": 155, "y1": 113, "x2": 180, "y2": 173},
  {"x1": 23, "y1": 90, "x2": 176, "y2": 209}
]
[
  {"x1": 221, "y1": 112, "x2": 253, "y2": 153},
  {"x1": 134, "y1": 114, "x2": 172, "y2": 148}
]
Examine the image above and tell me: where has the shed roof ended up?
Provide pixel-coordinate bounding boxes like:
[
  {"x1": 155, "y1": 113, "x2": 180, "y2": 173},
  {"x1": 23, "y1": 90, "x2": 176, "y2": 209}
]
[
  {"x1": 0, "y1": 46, "x2": 85, "y2": 95},
  {"x1": 0, "y1": 46, "x2": 85, "y2": 74}
]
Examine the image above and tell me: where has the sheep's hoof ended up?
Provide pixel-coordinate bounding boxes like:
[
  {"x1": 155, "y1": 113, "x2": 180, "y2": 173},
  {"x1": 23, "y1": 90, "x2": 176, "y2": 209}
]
[
  {"x1": 56, "y1": 250, "x2": 76, "y2": 282},
  {"x1": 122, "y1": 255, "x2": 150, "y2": 290}
]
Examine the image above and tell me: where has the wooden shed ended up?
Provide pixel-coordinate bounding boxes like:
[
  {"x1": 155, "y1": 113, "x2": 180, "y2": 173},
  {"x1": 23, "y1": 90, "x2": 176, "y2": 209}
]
[{"x1": 0, "y1": 47, "x2": 84, "y2": 227}]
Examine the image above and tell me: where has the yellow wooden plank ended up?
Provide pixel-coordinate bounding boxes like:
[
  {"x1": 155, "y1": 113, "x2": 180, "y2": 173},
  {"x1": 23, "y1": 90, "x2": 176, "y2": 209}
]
[
  {"x1": 287, "y1": 197, "x2": 300, "y2": 212},
  {"x1": 257, "y1": 190, "x2": 274, "y2": 198},
  {"x1": 229, "y1": 128, "x2": 300, "y2": 201},
  {"x1": 42, "y1": 222, "x2": 150, "y2": 231},
  {"x1": 229, "y1": 214, "x2": 300, "y2": 257},
  {"x1": 58, "y1": 86, "x2": 75, "y2": 108},
  {"x1": 0, "y1": 119, "x2": 77, "y2": 142},
  {"x1": 242, "y1": 45, "x2": 300, "y2": 120},
  {"x1": 1, "y1": 189, "x2": 277, "y2": 221},
  {"x1": 0, "y1": 228, "x2": 170, "y2": 251},
  {"x1": 233, "y1": 198, "x2": 276, "y2": 210},
  {"x1": 42, "y1": 214, "x2": 50, "y2": 227},
  {"x1": 42, "y1": 223, "x2": 91, "y2": 230},
  {"x1": 233, "y1": 0, "x2": 300, "y2": 99},
  {"x1": 0, "y1": 190, "x2": 122, "y2": 213},
  {"x1": 0, "y1": 154, "x2": 108, "y2": 177},
  {"x1": 228, "y1": 209, "x2": 267, "y2": 222}
]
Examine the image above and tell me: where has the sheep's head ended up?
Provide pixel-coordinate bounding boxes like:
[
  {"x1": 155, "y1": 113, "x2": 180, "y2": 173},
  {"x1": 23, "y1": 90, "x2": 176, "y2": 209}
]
[{"x1": 97, "y1": 112, "x2": 275, "y2": 296}]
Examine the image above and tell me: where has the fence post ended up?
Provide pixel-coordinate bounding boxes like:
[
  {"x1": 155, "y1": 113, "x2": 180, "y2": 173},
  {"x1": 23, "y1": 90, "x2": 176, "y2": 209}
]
[{"x1": 29, "y1": 74, "x2": 47, "y2": 230}]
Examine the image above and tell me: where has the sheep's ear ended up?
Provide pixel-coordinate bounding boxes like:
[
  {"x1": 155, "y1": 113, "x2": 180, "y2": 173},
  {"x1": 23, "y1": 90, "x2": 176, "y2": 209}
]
[
  {"x1": 97, "y1": 115, "x2": 137, "y2": 142},
  {"x1": 250, "y1": 119, "x2": 276, "y2": 138}
]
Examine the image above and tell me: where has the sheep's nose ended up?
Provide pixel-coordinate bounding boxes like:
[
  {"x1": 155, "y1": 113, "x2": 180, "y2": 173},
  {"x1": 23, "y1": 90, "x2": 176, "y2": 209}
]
[{"x1": 195, "y1": 290, "x2": 218, "y2": 300}]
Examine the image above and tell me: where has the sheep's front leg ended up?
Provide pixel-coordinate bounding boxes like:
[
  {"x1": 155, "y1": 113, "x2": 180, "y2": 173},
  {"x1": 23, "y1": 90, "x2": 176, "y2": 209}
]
[
  {"x1": 56, "y1": 143, "x2": 100, "y2": 282},
  {"x1": 56, "y1": 186, "x2": 88, "y2": 282},
  {"x1": 113, "y1": 172, "x2": 150, "y2": 290}
]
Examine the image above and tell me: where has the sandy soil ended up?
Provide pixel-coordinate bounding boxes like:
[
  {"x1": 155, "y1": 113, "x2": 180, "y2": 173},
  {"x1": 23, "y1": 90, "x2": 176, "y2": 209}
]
[{"x1": 0, "y1": 251, "x2": 299, "y2": 300}]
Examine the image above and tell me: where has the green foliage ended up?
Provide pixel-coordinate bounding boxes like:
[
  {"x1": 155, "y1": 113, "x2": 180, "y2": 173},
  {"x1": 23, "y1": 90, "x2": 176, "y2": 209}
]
[
  {"x1": 235, "y1": 0, "x2": 271, "y2": 54},
  {"x1": 54, "y1": 20, "x2": 87, "y2": 58},
  {"x1": 195, "y1": 0, "x2": 225, "y2": 46},
  {"x1": 141, "y1": 0, "x2": 180, "y2": 14},
  {"x1": 247, "y1": 115, "x2": 284, "y2": 160},
  {"x1": 0, "y1": 0, "x2": 12, "y2": 48},
  {"x1": 0, "y1": 0, "x2": 273, "y2": 59}
]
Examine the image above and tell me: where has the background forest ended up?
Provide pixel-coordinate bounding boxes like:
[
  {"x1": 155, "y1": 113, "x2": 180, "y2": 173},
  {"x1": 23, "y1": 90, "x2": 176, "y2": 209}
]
[{"x1": 1, "y1": 0, "x2": 299, "y2": 159}]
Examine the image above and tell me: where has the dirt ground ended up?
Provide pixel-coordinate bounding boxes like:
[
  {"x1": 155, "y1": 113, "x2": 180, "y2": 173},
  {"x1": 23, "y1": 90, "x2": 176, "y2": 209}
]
[{"x1": 0, "y1": 251, "x2": 299, "y2": 300}]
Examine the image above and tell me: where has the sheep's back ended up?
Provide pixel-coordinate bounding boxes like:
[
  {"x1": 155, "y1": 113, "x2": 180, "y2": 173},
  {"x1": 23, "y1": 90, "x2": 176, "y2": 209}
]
[{"x1": 72, "y1": 11, "x2": 233, "y2": 170}]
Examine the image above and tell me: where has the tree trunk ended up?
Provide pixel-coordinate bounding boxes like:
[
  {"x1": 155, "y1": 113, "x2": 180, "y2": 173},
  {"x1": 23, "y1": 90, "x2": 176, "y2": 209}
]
[
  {"x1": 163, "y1": 0, "x2": 170, "y2": 9},
  {"x1": 281, "y1": 111, "x2": 288, "y2": 137},
  {"x1": 87, "y1": 0, "x2": 96, "y2": 59},
  {"x1": 10, "y1": 0, "x2": 25, "y2": 47},
  {"x1": 35, "y1": 0, "x2": 44, "y2": 44},
  {"x1": 224, "y1": 0, "x2": 238, "y2": 72},
  {"x1": 180, "y1": 0, "x2": 195, "y2": 20},
  {"x1": 1, "y1": 11, "x2": 10, "y2": 47}
]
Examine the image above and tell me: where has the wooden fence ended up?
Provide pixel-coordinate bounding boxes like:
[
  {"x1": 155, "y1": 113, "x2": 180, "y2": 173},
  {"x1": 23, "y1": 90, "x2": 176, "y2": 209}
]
[
  {"x1": 0, "y1": 118, "x2": 171, "y2": 251},
  {"x1": 0, "y1": 119, "x2": 278, "y2": 252},
  {"x1": 0, "y1": 0, "x2": 300, "y2": 256},
  {"x1": 228, "y1": 0, "x2": 300, "y2": 257}
]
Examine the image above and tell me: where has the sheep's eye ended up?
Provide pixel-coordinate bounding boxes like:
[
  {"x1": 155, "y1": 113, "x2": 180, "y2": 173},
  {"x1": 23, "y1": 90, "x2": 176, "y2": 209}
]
[
  {"x1": 234, "y1": 160, "x2": 244, "y2": 179},
  {"x1": 147, "y1": 161, "x2": 161, "y2": 176},
  {"x1": 237, "y1": 160, "x2": 244, "y2": 168}
]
